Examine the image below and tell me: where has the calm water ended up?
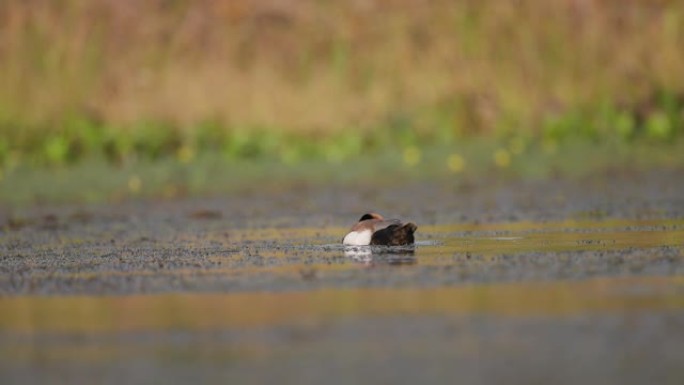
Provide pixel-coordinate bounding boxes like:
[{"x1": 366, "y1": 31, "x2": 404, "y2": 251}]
[{"x1": 1, "y1": 214, "x2": 684, "y2": 384}]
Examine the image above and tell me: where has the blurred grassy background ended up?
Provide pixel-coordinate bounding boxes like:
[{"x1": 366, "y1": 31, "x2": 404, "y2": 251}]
[{"x1": 0, "y1": 0, "x2": 683, "y2": 170}]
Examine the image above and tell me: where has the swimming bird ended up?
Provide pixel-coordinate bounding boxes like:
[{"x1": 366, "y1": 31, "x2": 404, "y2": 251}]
[{"x1": 342, "y1": 213, "x2": 417, "y2": 246}]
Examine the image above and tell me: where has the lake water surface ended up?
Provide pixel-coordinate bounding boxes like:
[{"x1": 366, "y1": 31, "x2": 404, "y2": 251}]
[{"x1": 2, "y1": 173, "x2": 684, "y2": 384}]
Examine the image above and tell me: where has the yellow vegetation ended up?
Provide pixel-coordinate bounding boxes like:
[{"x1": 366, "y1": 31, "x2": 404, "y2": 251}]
[{"x1": 1, "y1": 0, "x2": 683, "y2": 135}]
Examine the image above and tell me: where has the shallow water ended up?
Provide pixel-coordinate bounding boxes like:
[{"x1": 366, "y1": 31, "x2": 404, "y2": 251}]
[
  {"x1": 2, "y1": 217, "x2": 683, "y2": 295},
  {"x1": 1, "y1": 173, "x2": 684, "y2": 384}
]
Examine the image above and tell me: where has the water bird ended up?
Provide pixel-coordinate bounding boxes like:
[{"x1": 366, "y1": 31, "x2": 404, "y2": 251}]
[{"x1": 342, "y1": 213, "x2": 417, "y2": 246}]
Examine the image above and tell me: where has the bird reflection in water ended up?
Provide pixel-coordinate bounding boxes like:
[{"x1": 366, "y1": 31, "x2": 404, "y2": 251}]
[{"x1": 344, "y1": 245, "x2": 416, "y2": 266}]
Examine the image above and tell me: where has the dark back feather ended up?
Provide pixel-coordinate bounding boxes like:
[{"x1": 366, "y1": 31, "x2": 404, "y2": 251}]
[{"x1": 370, "y1": 222, "x2": 417, "y2": 246}]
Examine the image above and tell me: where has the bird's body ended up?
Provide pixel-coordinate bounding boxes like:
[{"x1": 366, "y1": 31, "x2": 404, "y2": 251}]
[{"x1": 342, "y1": 213, "x2": 417, "y2": 246}]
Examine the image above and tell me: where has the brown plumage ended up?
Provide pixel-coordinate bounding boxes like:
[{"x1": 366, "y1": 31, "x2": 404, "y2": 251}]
[{"x1": 342, "y1": 212, "x2": 418, "y2": 246}]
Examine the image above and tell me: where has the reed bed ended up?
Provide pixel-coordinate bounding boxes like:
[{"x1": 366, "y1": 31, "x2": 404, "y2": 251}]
[{"x1": 1, "y1": 0, "x2": 683, "y2": 166}]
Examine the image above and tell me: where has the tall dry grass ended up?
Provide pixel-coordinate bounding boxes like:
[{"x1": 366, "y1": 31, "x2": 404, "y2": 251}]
[{"x1": 0, "y1": 0, "x2": 683, "y2": 163}]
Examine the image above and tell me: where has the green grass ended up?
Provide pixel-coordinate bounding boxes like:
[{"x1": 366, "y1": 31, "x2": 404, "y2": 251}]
[
  {"x1": 2, "y1": 138, "x2": 683, "y2": 207},
  {"x1": 1, "y1": 95, "x2": 682, "y2": 170}
]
